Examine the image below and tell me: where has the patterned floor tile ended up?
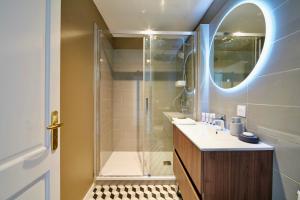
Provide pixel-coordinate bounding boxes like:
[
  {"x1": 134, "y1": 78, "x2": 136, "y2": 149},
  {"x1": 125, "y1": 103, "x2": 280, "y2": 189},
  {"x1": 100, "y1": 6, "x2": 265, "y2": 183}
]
[{"x1": 87, "y1": 184, "x2": 181, "y2": 200}]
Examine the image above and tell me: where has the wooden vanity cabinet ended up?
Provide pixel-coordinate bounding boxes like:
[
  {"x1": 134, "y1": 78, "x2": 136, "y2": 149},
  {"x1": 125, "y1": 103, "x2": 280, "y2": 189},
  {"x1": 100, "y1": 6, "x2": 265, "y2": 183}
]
[
  {"x1": 173, "y1": 152, "x2": 200, "y2": 200},
  {"x1": 173, "y1": 125, "x2": 273, "y2": 200},
  {"x1": 173, "y1": 125, "x2": 203, "y2": 193}
]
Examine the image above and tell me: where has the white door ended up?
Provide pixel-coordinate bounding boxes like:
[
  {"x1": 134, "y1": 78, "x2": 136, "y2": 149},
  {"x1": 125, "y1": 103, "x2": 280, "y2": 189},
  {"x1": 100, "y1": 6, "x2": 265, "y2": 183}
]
[{"x1": 0, "y1": 0, "x2": 61, "y2": 199}]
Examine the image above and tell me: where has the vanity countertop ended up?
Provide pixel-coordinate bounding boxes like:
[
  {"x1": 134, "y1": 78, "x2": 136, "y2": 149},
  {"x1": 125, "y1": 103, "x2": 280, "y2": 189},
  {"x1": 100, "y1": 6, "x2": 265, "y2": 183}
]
[{"x1": 174, "y1": 122, "x2": 274, "y2": 151}]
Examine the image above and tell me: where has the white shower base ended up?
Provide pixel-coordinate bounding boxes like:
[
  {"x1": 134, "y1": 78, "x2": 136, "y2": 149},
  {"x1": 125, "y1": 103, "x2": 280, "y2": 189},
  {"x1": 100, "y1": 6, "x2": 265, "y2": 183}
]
[
  {"x1": 99, "y1": 151, "x2": 173, "y2": 177},
  {"x1": 100, "y1": 151, "x2": 143, "y2": 176}
]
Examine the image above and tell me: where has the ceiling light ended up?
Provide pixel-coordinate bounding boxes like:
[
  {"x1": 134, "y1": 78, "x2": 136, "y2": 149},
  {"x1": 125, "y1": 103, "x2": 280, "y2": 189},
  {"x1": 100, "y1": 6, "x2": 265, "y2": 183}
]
[
  {"x1": 143, "y1": 29, "x2": 154, "y2": 35},
  {"x1": 233, "y1": 31, "x2": 243, "y2": 36}
]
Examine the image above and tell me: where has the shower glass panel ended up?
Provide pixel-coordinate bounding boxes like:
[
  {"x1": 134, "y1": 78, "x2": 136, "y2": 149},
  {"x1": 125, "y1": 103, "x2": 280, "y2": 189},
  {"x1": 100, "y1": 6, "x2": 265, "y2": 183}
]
[
  {"x1": 99, "y1": 39, "x2": 144, "y2": 177},
  {"x1": 94, "y1": 28, "x2": 115, "y2": 177},
  {"x1": 143, "y1": 34, "x2": 195, "y2": 176},
  {"x1": 94, "y1": 30, "x2": 195, "y2": 179}
]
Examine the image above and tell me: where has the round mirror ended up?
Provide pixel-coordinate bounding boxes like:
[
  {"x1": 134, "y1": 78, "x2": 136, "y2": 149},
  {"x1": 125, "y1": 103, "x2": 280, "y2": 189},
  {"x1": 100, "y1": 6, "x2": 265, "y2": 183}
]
[{"x1": 210, "y1": 3, "x2": 266, "y2": 89}]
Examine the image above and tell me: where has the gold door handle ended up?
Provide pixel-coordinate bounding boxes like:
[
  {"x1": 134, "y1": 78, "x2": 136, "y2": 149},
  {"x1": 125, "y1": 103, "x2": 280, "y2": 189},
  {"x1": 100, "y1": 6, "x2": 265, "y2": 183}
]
[
  {"x1": 47, "y1": 111, "x2": 62, "y2": 151},
  {"x1": 47, "y1": 123, "x2": 63, "y2": 130}
]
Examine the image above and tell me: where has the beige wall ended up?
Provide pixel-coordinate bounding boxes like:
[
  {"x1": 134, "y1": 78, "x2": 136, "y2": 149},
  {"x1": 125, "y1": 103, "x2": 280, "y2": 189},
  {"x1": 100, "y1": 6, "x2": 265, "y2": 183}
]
[
  {"x1": 61, "y1": 0, "x2": 111, "y2": 199},
  {"x1": 199, "y1": 0, "x2": 300, "y2": 199},
  {"x1": 113, "y1": 37, "x2": 143, "y2": 49}
]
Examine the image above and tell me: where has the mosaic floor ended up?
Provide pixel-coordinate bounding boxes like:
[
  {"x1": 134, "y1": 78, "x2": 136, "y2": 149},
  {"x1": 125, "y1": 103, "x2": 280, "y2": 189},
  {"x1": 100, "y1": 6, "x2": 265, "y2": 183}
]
[{"x1": 87, "y1": 184, "x2": 182, "y2": 200}]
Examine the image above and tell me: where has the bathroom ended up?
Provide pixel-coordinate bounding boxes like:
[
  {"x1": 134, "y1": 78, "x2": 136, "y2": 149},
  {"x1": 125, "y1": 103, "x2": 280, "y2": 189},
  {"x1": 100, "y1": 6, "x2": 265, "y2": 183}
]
[{"x1": 0, "y1": 0, "x2": 300, "y2": 200}]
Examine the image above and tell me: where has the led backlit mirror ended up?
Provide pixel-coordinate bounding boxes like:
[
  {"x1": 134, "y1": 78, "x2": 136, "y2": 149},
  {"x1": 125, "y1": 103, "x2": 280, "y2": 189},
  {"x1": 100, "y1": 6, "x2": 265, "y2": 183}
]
[{"x1": 210, "y1": 3, "x2": 266, "y2": 89}]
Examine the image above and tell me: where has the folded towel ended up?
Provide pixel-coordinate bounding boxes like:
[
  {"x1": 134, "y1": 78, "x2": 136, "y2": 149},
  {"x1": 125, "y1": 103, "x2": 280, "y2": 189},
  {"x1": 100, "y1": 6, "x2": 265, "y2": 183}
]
[{"x1": 172, "y1": 117, "x2": 196, "y2": 125}]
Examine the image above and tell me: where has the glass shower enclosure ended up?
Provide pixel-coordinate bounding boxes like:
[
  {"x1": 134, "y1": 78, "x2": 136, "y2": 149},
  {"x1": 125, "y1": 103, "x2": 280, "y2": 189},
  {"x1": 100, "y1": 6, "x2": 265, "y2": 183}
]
[{"x1": 94, "y1": 30, "x2": 196, "y2": 179}]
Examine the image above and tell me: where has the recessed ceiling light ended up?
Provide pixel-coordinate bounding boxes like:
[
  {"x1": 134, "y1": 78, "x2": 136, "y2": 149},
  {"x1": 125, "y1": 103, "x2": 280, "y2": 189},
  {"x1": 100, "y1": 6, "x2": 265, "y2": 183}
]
[{"x1": 143, "y1": 29, "x2": 154, "y2": 35}]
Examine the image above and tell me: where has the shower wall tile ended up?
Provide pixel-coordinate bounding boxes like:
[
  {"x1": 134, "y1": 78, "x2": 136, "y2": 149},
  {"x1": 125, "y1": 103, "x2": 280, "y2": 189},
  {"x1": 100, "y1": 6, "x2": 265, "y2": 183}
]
[
  {"x1": 112, "y1": 49, "x2": 143, "y2": 72},
  {"x1": 112, "y1": 80, "x2": 139, "y2": 151},
  {"x1": 113, "y1": 133, "x2": 138, "y2": 151},
  {"x1": 152, "y1": 81, "x2": 177, "y2": 128}
]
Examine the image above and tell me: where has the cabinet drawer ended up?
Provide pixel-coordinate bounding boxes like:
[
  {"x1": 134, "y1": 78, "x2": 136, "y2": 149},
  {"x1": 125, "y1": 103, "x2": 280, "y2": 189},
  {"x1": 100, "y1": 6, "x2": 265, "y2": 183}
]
[
  {"x1": 173, "y1": 126, "x2": 202, "y2": 193},
  {"x1": 173, "y1": 152, "x2": 200, "y2": 200}
]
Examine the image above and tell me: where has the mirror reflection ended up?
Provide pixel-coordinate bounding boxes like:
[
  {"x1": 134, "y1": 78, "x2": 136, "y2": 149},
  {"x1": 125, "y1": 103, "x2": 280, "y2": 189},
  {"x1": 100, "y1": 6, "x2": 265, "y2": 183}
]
[
  {"x1": 185, "y1": 50, "x2": 195, "y2": 93},
  {"x1": 211, "y1": 3, "x2": 266, "y2": 89}
]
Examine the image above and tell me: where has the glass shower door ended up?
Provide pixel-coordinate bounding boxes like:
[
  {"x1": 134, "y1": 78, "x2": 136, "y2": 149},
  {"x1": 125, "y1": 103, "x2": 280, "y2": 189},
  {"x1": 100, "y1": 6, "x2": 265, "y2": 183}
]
[
  {"x1": 142, "y1": 35, "x2": 152, "y2": 176},
  {"x1": 143, "y1": 34, "x2": 196, "y2": 177},
  {"x1": 143, "y1": 33, "x2": 196, "y2": 177}
]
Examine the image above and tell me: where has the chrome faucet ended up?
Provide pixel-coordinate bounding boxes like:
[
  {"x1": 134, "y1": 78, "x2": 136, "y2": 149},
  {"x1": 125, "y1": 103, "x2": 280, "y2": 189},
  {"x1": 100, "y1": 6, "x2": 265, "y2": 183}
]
[{"x1": 212, "y1": 114, "x2": 226, "y2": 130}]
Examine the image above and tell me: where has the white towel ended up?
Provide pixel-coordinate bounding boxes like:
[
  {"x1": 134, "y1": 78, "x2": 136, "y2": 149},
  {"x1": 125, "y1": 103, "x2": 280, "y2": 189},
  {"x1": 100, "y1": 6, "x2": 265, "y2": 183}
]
[{"x1": 172, "y1": 117, "x2": 196, "y2": 125}]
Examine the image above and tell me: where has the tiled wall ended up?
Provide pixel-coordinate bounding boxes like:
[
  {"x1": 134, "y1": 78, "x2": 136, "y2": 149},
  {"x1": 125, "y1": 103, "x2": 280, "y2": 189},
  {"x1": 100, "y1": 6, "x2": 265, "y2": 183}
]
[
  {"x1": 113, "y1": 49, "x2": 143, "y2": 72},
  {"x1": 198, "y1": 0, "x2": 300, "y2": 199},
  {"x1": 112, "y1": 49, "x2": 143, "y2": 151},
  {"x1": 112, "y1": 80, "x2": 140, "y2": 151},
  {"x1": 111, "y1": 48, "x2": 180, "y2": 152}
]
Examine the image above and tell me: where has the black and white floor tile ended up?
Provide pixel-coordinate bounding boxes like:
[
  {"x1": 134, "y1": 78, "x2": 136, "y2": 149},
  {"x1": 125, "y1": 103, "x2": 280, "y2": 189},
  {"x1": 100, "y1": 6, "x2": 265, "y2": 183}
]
[{"x1": 87, "y1": 184, "x2": 182, "y2": 200}]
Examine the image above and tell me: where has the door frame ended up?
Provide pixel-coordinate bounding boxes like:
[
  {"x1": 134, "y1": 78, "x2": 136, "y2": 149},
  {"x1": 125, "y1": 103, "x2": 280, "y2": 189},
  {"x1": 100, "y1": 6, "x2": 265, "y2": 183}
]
[{"x1": 48, "y1": 0, "x2": 61, "y2": 199}]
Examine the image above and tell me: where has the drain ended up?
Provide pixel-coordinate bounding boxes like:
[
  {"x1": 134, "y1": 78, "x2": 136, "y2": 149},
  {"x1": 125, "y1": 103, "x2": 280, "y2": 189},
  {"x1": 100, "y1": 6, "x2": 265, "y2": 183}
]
[{"x1": 163, "y1": 161, "x2": 172, "y2": 166}]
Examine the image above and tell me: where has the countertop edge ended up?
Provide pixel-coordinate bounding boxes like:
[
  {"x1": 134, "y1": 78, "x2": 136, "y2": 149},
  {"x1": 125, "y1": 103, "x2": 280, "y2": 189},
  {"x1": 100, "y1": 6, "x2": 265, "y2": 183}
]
[{"x1": 174, "y1": 123, "x2": 274, "y2": 152}]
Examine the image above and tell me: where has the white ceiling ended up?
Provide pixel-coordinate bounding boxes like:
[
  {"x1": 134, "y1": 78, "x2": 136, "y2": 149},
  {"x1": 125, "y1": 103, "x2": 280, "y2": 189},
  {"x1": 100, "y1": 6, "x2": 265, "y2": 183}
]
[{"x1": 93, "y1": 0, "x2": 214, "y2": 34}]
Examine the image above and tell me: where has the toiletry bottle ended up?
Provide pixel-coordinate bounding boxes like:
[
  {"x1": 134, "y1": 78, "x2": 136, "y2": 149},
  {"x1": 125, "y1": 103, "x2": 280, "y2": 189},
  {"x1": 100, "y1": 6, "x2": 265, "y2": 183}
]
[
  {"x1": 205, "y1": 113, "x2": 210, "y2": 123},
  {"x1": 201, "y1": 112, "x2": 206, "y2": 122},
  {"x1": 230, "y1": 117, "x2": 244, "y2": 136},
  {"x1": 210, "y1": 113, "x2": 216, "y2": 124}
]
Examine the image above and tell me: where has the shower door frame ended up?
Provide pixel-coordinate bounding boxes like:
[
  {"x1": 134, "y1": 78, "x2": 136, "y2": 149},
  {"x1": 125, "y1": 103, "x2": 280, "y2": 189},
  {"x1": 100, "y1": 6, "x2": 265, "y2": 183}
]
[
  {"x1": 94, "y1": 31, "x2": 196, "y2": 181},
  {"x1": 93, "y1": 24, "x2": 101, "y2": 178}
]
